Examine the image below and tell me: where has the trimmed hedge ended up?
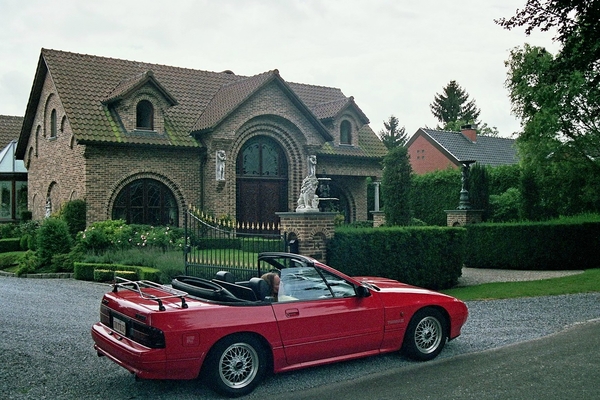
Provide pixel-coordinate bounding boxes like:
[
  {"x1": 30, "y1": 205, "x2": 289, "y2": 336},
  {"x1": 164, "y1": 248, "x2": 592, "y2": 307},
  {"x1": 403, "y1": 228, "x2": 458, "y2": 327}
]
[
  {"x1": 327, "y1": 226, "x2": 465, "y2": 290},
  {"x1": 0, "y1": 238, "x2": 21, "y2": 253},
  {"x1": 74, "y1": 262, "x2": 161, "y2": 283},
  {"x1": 465, "y1": 221, "x2": 600, "y2": 270}
]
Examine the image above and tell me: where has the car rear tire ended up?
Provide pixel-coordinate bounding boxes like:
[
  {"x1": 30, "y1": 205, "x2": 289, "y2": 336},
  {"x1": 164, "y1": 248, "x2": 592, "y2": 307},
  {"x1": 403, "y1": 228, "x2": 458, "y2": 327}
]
[
  {"x1": 402, "y1": 308, "x2": 447, "y2": 361},
  {"x1": 204, "y1": 334, "x2": 267, "y2": 397}
]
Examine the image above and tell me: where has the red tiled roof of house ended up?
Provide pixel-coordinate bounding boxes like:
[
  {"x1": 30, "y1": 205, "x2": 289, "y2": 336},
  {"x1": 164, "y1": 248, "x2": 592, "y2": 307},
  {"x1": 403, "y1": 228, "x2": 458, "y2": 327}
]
[{"x1": 17, "y1": 49, "x2": 386, "y2": 159}]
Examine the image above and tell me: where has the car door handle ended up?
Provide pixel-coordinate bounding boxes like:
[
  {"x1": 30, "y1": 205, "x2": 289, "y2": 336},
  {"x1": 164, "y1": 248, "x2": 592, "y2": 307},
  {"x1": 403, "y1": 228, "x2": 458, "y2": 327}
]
[{"x1": 285, "y1": 308, "x2": 299, "y2": 318}]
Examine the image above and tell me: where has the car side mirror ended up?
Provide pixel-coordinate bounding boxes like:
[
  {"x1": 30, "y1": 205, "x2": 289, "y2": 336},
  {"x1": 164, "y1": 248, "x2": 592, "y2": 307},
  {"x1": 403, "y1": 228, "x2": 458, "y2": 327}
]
[{"x1": 355, "y1": 285, "x2": 371, "y2": 298}]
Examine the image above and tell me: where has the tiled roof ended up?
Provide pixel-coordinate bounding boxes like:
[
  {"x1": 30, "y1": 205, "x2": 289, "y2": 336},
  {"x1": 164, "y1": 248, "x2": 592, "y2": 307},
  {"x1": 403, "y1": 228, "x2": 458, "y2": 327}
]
[
  {"x1": 17, "y1": 49, "x2": 386, "y2": 160},
  {"x1": 318, "y1": 124, "x2": 385, "y2": 158},
  {"x1": 104, "y1": 70, "x2": 177, "y2": 106},
  {"x1": 419, "y1": 128, "x2": 519, "y2": 166},
  {"x1": 0, "y1": 115, "x2": 23, "y2": 148}
]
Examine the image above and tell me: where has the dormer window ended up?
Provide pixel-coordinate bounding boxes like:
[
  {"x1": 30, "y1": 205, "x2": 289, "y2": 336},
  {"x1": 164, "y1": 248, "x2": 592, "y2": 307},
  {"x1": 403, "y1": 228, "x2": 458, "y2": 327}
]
[
  {"x1": 136, "y1": 100, "x2": 154, "y2": 130},
  {"x1": 340, "y1": 120, "x2": 352, "y2": 145}
]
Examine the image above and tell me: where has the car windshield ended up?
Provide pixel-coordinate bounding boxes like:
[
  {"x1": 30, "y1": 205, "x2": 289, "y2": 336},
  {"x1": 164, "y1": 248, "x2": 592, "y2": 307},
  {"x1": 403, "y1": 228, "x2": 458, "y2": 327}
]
[{"x1": 259, "y1": 256, "x2": 357, "y2": 302}]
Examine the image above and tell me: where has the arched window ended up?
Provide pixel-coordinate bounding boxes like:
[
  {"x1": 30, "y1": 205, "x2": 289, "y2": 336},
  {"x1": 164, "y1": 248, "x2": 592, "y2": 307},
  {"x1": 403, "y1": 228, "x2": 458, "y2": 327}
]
[
  {"x1": 50, "y1": 109, "x2": 57, "y2": 138},
  {"x1": 112, "y1": 178, "x2": 178, "y2": 226},
  {"x1": 340, "y1": 120, "x2": 352, "y2": 145},
  {"x1": 136, "y1": 100, "x2": 154, "y2": 130}
]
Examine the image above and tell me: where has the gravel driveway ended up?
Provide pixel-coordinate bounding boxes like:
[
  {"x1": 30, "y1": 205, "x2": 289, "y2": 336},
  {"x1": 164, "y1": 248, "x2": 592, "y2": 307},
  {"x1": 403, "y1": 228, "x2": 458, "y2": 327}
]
[{"x1": 1, "y1": 277, "x2": 598, "y2": 400}]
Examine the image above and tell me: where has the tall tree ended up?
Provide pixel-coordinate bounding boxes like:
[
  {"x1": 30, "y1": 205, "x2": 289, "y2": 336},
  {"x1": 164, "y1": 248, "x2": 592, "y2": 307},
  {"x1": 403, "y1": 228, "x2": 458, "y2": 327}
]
[
  {"x1": 495, "y1": 0, "x2": 600, "y2": 78},
  {"x1": 381, "y1": 146, "x2": 412, "y2": 226},
  {"x1": 378, "y1": 115, "x2": 408, "y2": 149},
  {"x1": 505, "y1": 44, "x2": 600, "y2": 171},
  {"x1": 430, "y1": 80, "x2": 481, "y2": 126}
]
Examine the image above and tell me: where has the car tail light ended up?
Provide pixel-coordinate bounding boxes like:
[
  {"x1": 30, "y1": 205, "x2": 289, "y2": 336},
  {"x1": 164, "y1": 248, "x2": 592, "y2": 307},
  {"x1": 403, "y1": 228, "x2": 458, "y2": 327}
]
[{"x1": 99, "y1": 305, "x2": 165, "y2": 349}]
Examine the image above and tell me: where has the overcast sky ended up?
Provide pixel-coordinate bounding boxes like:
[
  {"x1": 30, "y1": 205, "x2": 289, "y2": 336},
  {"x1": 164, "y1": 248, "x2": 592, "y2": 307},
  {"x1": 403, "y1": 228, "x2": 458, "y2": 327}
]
[{"x1": 0, "y1": 0, "x2": 559, "y2": 138}]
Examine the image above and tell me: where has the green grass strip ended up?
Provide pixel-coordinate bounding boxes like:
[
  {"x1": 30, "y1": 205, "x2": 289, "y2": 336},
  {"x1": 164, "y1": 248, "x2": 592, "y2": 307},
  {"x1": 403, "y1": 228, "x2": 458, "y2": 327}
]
[{"x1": 441, "y1": 268, "x2": 600, "y2": 301}]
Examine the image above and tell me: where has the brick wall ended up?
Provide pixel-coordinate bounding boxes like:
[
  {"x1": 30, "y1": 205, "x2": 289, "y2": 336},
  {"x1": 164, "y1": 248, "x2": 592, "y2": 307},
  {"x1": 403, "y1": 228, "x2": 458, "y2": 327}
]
[
  {"x1": 25, "y1": 75, "x2": 86, "y2": 219},
  {"x1": 408, "y1": 134, "x2": 458, "y2": 174},
  {"x1": 24, "y1": 75, "x2": 381, "y2": 226},
  {"x1": 277, "y1": 212, "x2": 336, "y2": 262}
]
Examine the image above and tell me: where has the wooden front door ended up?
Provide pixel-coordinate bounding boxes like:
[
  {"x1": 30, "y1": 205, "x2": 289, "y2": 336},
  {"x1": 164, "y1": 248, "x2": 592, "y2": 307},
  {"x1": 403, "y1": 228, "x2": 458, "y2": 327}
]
[{"x1": 236, "y1": 136, "x2": 288, "y2": 227}]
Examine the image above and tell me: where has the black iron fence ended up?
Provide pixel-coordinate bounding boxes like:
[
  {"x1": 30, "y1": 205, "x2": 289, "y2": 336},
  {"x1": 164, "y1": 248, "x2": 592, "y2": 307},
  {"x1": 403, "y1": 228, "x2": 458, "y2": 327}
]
[{"x1": 184, "y1": 208, "x2": 288, "y2": 281}]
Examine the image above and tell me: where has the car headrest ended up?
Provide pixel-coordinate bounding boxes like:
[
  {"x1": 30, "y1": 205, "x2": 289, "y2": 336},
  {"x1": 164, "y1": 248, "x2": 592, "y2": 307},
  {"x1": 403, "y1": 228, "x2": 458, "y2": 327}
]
[
  {"x1": 249, "y1": 277, "x2": 270, "y2": 301},
  {"x1": 214, "y1": 271, "x2": 235, "y2": 283}
]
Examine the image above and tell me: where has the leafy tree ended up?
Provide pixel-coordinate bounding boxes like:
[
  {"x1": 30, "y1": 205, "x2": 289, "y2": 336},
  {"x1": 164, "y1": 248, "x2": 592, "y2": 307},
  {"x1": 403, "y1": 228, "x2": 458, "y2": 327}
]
[
  {"x1": 495, "y1": 0, "x2": 600, "y2": 77},
  {"x1": 430, "y1": 80, "x2": 481, "y2": 126},
  {"x1": 381, "y1": 146, "x2": 412, "y2": 225},
  {"x1": 505, "y1": 44, "x2": 600, "y2": 172},
  {"x1": 378, "y1": 115, "x2": 408, "y2": 149}
]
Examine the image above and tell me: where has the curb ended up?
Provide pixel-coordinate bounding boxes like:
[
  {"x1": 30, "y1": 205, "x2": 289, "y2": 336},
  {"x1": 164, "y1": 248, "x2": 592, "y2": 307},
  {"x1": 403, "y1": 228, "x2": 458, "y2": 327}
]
[{"x1": 0, "y1": 270, "x2": 74, "y2": 279}]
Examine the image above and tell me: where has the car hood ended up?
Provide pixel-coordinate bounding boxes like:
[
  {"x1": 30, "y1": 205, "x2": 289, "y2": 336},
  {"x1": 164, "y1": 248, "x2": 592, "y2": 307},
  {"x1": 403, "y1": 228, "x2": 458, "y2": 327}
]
[{"x1": 355, "y1": 276, "x2": 453, "y2": 297}]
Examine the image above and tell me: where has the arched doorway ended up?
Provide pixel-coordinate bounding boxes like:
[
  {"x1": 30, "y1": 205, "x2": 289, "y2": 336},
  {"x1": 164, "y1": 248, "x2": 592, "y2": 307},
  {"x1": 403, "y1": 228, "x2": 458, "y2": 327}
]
[
  {"x1": 236, "y1": 136, "x2": 288, "y2": 227},
  {"x1": 112, "y1": 178, "x2": 178, "y2": 226}
]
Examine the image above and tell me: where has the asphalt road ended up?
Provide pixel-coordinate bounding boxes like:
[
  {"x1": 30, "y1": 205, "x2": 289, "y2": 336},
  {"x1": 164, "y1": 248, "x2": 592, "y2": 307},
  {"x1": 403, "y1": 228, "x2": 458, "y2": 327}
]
[{"x1": 274, "y1": 319, "x2": 600, "y2": 400}]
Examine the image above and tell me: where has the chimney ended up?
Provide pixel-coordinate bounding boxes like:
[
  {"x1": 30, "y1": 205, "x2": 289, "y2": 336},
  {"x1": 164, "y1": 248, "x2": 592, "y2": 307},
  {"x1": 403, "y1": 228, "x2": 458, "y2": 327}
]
[{"x1": 460, "y1": 124, "x2": 477, "y2": 143}]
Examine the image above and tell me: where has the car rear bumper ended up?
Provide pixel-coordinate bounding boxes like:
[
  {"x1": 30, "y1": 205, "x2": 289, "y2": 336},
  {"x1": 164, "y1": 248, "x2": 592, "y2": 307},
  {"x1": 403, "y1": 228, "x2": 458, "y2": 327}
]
[{"x1": 92, "y1": 323, "x2": 201, "y2": 380}]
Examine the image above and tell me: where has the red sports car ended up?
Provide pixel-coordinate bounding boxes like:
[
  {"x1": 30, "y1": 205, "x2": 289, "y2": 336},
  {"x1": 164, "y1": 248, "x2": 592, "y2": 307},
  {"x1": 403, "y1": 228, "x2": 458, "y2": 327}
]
[{"x1": 92, "y1": 252, "x2": 468, "y2": 397}]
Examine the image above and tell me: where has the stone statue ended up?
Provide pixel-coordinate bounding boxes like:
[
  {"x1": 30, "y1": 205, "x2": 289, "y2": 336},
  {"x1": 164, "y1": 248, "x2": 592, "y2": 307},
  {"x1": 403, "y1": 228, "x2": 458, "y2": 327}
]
[
  {"x1": 45, "y1": 197, "x2": 52, "y2": 218},
  {"x1": 216, "y1": 150, "x2": 226, "y2": 181},
  {"x1": 307, "y1": 154, "x2": 317, "y2": 177},
  {"x1": 296, "y1": 154, "x2": 319, "y2": 212}
]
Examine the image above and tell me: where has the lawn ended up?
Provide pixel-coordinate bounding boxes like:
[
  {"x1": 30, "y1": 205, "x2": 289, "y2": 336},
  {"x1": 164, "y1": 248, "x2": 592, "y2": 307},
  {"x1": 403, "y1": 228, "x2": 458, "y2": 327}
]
[{"x1": 441, "y1": 268, "x2": 600, "y2": 301}]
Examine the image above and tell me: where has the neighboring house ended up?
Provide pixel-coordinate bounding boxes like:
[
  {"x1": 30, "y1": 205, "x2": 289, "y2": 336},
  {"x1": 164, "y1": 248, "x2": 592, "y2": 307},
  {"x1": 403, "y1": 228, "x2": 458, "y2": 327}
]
[
  {"x1": 15, "y1": 49, "x2": 387, "y2": 226},
  {"x1": 406, "y1": 125, "x2": 519, "y2": 175},
  {"x1": 0, "y1": 115, "x2": 27, "y2": 221}
]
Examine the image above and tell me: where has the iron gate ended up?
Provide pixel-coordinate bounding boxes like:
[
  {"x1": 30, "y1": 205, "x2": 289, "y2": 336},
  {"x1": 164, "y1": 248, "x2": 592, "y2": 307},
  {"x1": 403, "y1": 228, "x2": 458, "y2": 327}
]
[{"x1": 184, "y1": 209, "x2": 288, "y2": 281}]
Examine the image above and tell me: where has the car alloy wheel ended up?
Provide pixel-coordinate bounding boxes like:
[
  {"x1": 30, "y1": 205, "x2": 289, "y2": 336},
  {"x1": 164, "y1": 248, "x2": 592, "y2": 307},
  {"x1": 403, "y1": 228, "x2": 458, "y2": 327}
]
[
  {"x1": 205, "y1": 334, "x2": 267, "y2": 397},
  {"x1": 219, "y1": 342, "x2": 259, "y2": 389},
  {"x1": 402, "y1": 308, "x2": 448, "y2": 361}
]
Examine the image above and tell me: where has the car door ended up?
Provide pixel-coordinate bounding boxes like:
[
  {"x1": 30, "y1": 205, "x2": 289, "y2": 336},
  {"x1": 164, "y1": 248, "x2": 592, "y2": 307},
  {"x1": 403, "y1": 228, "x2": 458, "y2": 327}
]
[{"x1": 271, "y1": 265, "x2": 384, "y2": 365}]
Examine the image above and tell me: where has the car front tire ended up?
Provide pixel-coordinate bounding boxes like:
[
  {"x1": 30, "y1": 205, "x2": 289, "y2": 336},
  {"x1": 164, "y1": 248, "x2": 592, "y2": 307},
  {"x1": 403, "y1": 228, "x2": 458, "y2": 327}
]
[
  {"x1": 204, "y1": 334, "x2": 267, "y2": 397},
  {"x1": 402, "y1": 308, "x2": 448, "y2": 361}
]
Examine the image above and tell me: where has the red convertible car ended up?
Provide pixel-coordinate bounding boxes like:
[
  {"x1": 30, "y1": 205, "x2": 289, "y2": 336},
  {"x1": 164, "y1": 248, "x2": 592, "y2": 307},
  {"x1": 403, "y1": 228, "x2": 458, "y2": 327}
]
[{"x1": 92, "y1": 252, "x2": 468, "y2": 397}]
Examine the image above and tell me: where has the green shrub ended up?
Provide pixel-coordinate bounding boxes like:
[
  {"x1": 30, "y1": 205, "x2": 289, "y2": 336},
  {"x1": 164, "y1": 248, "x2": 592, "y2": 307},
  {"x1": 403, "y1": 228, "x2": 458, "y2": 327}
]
[
  {"x1": 489, "y1": 188, "x2": 521, "y2": 223},
  {"x1": 0, "y1": 223, "x2": 18, "y2": 239},
  {"x1": 0, "y1": 238, "x2": 21, "y2": 253},
  {"x1": 0, "y1": 251, "x2": 25, "y2": 269},
  {"x1": 328, "y1": 226, "x2": 465, "y2": 290},
  {"x1": 464, "y1": 219, "x2": 600, "y2": 270},
  {"x1": 51, "y1": 253, "x2": 75, "y2": 272},
  {"x1": 15, "y1": 251, "x2": 39, "y2": 277},
  {"x1": 411, "y1": 169, "x2": 461, "y2": 226},
  {"x1": 94, "y1": 269, "x2": 114, "y2": 282},
  {"x1": 114, "y1": 270, "x2": 137, "y2": 280},
  {"x1": 36, "y1": 218, "x2": 73, "y2": 267},
  {"x1": 60, "y1": 199, "x2": 87, "y2": 237},
  {"x1": 381, "y1": 146, "x2": 412, "y2": 226},
  {"x1": 74, "y1": 261, "x2": 161, "y2": 283},
  {"x1": 18, "y1": 221, "x2": 40, "y2": 251}
]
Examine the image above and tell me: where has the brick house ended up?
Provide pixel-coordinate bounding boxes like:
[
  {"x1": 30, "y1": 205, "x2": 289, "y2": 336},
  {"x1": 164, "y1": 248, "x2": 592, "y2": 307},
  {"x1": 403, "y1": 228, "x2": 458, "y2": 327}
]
[
  {"x1": 406, "y1": 125, "x2": 519, "y2": 175},
  {"x1": 15, "y1": 49, "x2": 387, "y2": 227},
  {"x1": 0, "y1": 115, "x2": 27, "y2": 221}
]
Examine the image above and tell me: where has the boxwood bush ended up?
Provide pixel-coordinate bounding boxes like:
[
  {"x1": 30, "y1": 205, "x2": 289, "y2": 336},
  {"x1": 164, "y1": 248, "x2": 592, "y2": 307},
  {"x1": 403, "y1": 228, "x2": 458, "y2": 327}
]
[{"x1": 74, "y1": 262, "x2": 161, "y2": 283}]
